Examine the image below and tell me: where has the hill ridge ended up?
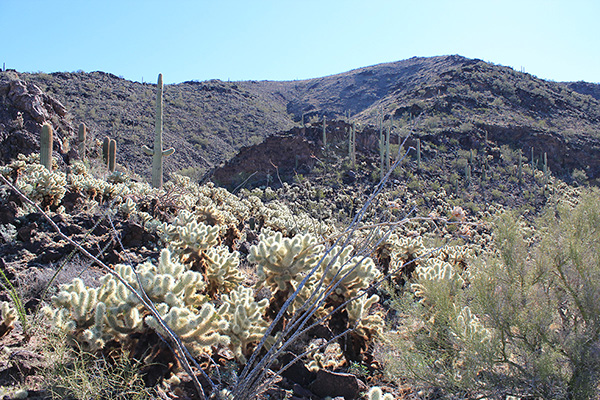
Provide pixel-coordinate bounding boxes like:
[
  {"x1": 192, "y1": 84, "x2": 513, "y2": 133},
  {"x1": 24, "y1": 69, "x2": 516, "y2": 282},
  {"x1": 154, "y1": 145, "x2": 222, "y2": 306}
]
[{"x1": 1, "y1": 55, "x2": 600, "y2": 183}]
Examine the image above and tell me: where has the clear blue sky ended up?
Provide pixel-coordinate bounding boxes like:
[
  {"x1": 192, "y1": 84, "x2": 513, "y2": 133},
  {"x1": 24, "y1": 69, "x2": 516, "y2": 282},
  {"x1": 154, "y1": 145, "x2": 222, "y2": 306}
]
[{"x1": 2, "y1": 0, "x2": 599, "y2": 84}]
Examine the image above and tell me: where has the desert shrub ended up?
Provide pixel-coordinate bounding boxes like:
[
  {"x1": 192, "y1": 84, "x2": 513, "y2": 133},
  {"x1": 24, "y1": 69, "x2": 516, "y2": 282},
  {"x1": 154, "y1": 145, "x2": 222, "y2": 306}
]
[
  {"x1": 43, "y1": 331, "x2": 156, "y2": 400},
  {"x1": 571, "y1": 168, "x2": 588, "y2": 185},
  {"x1": 377, "y1": 188, "x2": 600, "y2": 399}
]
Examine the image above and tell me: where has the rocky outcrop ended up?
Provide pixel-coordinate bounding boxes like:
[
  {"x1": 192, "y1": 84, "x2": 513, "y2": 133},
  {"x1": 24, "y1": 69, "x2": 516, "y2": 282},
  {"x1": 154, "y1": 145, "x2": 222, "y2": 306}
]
[
  {"x1": 6, "y1": 79, "x2": 67, "y2": 123},
  {"x1": 0, "y1": 72, "x2": 74, "y2": 165},
  {"x1": 211, "y1": 134, "x2": 319, "y2": 190},
  {"x1": 210, "y1": 119, "x2": 403, "y2": 191}
]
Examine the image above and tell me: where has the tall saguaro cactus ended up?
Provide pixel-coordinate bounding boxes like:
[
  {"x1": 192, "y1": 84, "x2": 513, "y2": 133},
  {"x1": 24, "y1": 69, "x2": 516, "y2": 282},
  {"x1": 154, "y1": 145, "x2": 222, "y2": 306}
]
[
  {"x1": 102, "y1": 136, "x2": 110, "y2": 164},
  {"x1": 322, "y1": 116, "x2": 327, "y2": 149},
  {"x1": 108, "y1": 139, "x2": 117, "y2": 172},
  {"x1": 379, "y1": 114, "x2": 385, "y2": 180},
  {"x1": 349, "y1": 122, "x2": 356, "y2": 168},
  {"x1": 385, "y1": 124, "x2": 391, "y2": 172},
  {"x1": 416, "y1": 138, "x2": 421, "y2": 171},
  {"x1": 143, "y1": 74, "x2": 175, "y2": 188},
  {"x1": 517, "y1": 150, "x2": 523, "y2": 182},
  {"x1": 40, "y1": 123, "x2": 53, "y2": 171},
  {"x1": 78, "y1": 123, "x2": 87, "y2": 161}
]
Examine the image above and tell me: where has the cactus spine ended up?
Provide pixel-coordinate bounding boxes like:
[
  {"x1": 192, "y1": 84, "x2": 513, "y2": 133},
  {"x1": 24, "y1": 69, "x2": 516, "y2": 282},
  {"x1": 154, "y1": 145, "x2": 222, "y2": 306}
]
[
  {"x1": 108, "y1": 139, "x2": 117, "y2": 172},
  {"x1": 78, "y1": 123, "x2": 87, "y2": 161},
  {"x1": 40, "y1": 123, "x2": 53, "y2": 171},
  {"x1": 143, "y1": 74, "x2": 175, "y2": 188}
]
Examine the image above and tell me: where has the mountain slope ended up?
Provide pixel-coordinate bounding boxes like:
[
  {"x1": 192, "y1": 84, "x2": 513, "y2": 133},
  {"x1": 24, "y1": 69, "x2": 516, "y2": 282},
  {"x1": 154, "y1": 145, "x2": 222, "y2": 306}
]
[{"x1": 2, "y1": 55, "x2": 600, "y2": 182}]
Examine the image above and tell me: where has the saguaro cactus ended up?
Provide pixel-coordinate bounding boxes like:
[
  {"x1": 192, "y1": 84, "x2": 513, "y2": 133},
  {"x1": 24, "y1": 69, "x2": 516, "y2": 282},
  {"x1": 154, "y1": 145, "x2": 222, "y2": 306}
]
[
  {"x1": 483, "y1": 158, "x2": 488, "y2": 181},
  {"x1": 416, "y1": 138, "x2": 421, "y2": 171},
  {"x1": 40, "y1": 123, "x2": 53, "y2": 171},
  {"x1": 350, "y1": 122, "x2": 356, "y2": 167},
  {"x1": 385, "y1": 124, "x2": 391, "y2": 172},
  {"x1": 78, "y1": 123, "x2": 87, "y2": 160},
  {"x1": 465, "y1": 162, "x2": 471, "y2": 187},
  {"x1": 322, "y1": 116, "x2": 327, "y2": 149},
  {"x1": 517, "y1": 150, "x2": 523, "y2": 182},
  {"x1": 143, "y1": 74, "x2": 175, "y2": 188},
  {"x1": 108, "y1": 139, "x2": 117, "y2": 172},
  {"x1": 102, "y1": 136, "x2": 110, "y2": 164},
  {"x1": 379, "y1": 115, "x2": 385, "y2": 180}
]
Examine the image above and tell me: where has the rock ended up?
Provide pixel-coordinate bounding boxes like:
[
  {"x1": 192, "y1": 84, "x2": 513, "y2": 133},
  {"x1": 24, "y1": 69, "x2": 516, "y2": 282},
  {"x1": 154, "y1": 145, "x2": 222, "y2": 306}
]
[
  {"x1": 7, "y1": 349, "x2": 45, "y2": 374},
  {"x1": 17, "y1": 223, "x2": 37, "y2": 243},
  {"x1": 280, "y1": 353, "x2": 314, "y2": 386},
  {"x1": 343, "y1": 170, "x2": 357, "y2": 184},
  {"x1": 0, "y1": 74, "x2": 74, "y2": 164},
  {"x1": 61, "y1": 190, "x2": 84, "y2": 213},
  {"x1": 309, "y1": 370, "x2": 367, "y2": 400},
  {"x1": 7, "y1": 80, "x2": 49, "y2": 124},
  {"x1": 292, "y1": 383, "x2": 316, "y2": 399},
  {"x1": 211, "y1": 135, "x2": 318, "y2": 190},
  {"x1": 37, "y1": 248, "x2": 64, "y2": 263},
  {"x1": 7, "y1": 80, "x2": 66, "y2": 123},
  {"x1": 0, "y1": 203, "x2": 17, "y2": 224},
  {"x1": 121, "y1": 222, "x2": 144, "y2": 248}
]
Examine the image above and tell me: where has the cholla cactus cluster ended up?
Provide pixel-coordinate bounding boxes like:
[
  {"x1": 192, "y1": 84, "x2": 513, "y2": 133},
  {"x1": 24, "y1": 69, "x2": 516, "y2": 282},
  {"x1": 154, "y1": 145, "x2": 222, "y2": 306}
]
[
  {"x1": 203, "y1": 246, "x2": 244, "y2": 295},
  {"x1": 0, "y1": 153, "x2": 157, "y2": 211},
  {"x1": 249, "y1": 232, "x2": 324, "y2": 292},
  {"x1": 27, "y1": 141, "x2": 483, "y2": 393},
  {"x1": 44, "y1": 249, "x2": 229, "y2": 353},
  {"x1": 34, "y1": 158, "x2": 384, "y2": 369},
  {"x1": 0, "y1": 154, "x2": 66, "y2": 207},
  {"x1": 218, "y1": 285, "x2": 269, "y2": 362},
  {"x1": 45, "y1": 202, "x2": 387, "y2": 373},
  {"x1": 411, "y1": 258, "x2": 467, "y2": 303},
  {"x1": 0, "y1": 301, "x2": 17, "y2": 338},
  {"x1": 306, "y1": 340, "x2": 345, "y2": 372},
  {"x1": 366, "y1": 386, "x2": 395, "y2": 400},
  {"x1": 451, "y1": 305, "x2": 492, "y2": 343},
  {"x1": 320, "y1": 245, "x2": 381, "y2": 303}
]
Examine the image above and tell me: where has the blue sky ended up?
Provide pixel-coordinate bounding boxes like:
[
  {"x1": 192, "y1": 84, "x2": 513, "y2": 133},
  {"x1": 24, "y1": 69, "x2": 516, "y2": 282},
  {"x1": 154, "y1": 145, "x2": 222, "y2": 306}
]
[{"x1": 2, "y1": 0, "x2": 599, "y2": 84}]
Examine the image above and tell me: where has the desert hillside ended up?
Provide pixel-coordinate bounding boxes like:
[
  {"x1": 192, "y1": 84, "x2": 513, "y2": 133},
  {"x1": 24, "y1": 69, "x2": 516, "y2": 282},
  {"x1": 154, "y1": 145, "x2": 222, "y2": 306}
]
[
  {"x1": 0, "y1": 56, "x2": 599, "y2": 400},
  {"x1": 2, "y1": 55, "x2": 599, "y2": 183}
]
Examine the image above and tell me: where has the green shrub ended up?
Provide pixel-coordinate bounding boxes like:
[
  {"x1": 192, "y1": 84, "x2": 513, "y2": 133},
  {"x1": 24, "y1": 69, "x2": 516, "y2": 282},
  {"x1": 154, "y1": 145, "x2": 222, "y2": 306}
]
[{"x1": 377, "y1": 188, "x2": 600, "y2": 399}]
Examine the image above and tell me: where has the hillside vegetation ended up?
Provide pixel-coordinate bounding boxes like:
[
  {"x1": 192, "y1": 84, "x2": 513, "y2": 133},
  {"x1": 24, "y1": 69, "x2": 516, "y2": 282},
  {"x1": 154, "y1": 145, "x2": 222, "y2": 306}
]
[
  {"x1": 10, "y1": 55, "x2": 600, "y2": 183},
  {"x1": 0, "y1": 56, "x2": 599, "y2": 400}
]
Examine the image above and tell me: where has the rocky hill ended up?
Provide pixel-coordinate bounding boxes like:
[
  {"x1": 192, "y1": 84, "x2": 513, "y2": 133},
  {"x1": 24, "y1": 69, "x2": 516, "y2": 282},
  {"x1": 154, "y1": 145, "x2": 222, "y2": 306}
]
[{"x1": 1, "y1": 55, "x2": 600, "y2": 183}]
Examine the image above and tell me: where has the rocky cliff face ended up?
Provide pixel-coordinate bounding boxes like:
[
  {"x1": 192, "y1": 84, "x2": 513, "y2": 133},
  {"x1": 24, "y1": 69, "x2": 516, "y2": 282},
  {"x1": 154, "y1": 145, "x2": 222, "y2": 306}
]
[{"x1": 0, "y1": 72, "x2": 75, "y2": 166}]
